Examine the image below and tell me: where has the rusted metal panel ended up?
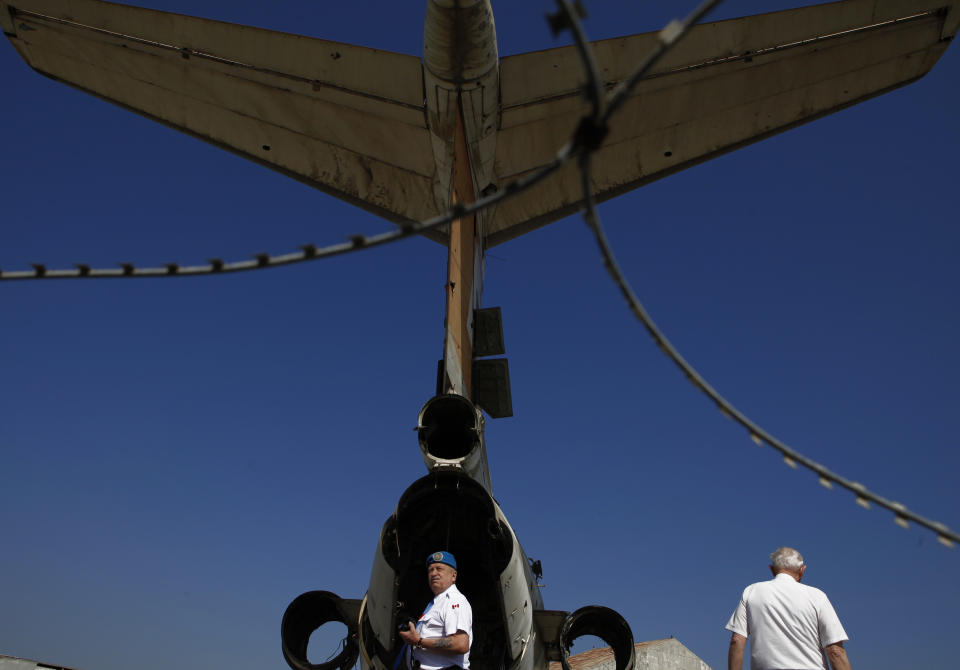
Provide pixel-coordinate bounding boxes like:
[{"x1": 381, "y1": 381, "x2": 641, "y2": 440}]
[
  {"x1": 487, "y1": 1, "x2": 957, "y2": 246},
  {"x1": 498, "y1": 14, "x2": 944, "y2": 174},
  {"x1": 3, "y1": 0, "x2": 957, "y2": 249},
  {"x1": 499, "y1": 0, "x2": 956, "y2": 108},
  {"x1": 2, "y1": 0, "x2": 438, "y2": 227},
  {"x1": 3, "y1": 0, "x2": 425, "y2": 106},
  {"x1": 16, "y1": 19, "x2": 431, "y2": 168}
]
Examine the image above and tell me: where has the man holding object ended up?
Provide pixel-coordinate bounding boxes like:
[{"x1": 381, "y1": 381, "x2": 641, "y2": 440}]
[{"x1": 399, "y1": 551, "x2": 473, "y2": 670}]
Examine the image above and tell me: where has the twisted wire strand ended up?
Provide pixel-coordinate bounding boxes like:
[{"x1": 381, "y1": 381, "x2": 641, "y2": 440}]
[
  {"x1": 0, "y1": 148, "x2": 571, "y2": 281},
  {"x1": 555, "y1": 0, "x2": 606, "y2": 119},
  {"x1": 579, "y1": 154, "x2": 958, "y2": 548},
  {"x1": 561, "y1": 0, "x2": 957, "y2": 549},
  {"x1": 604, "y1": 0, "x2": 722, "y2": 124},
  {"x1": 0, "y1": 0, "x2": 718, "y2": 282},
  {"x1": 0, "y1": 0, "x2": 720, "y2": 282}
]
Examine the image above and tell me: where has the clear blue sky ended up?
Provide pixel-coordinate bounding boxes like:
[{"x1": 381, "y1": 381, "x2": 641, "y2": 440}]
[{"x1": 2, "y1": 2, "x2": 958, "y2": 670}]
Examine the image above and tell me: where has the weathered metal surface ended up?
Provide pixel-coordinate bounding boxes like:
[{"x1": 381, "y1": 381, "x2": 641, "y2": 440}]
[
  {"x1": 281, "y1": 592, "x2": 362, "y2": 670},
  {"x1": 423, "y1": 0, "x2": 497, "y2": 84},
  {"x1": 486, "y1": 0, "x2": 959, "y2": 245},
  {"x1": 473, "y1": 306, "x2": 505, "y2": 357},
  {"x1": 1, "y1": 0, "x2": 436, "y2": 229},
  {"x1": 441, "y1": 104, "x2": 482, "y2": 398},
  {"x1": 0, "y1": 656, "x2": 78, "y2": 670},
  {"x1": 358, "y1": 471, "x2": 544, "y2": 669},
  {"x1": 416, "y1": 394, "x2": 492, "y2": 491},
  {"x1": 0, "y1": 659, "x2": 40, "y2": 670},
  {"x1": 3, "y1": 0, "x2": 956, "y2": 249},
  {"x1": 472, "y1": 358, "x2": 513, "y2": 418},
  {"x1": 423, "y1": 0, "x2": 499, "y2": 223}
]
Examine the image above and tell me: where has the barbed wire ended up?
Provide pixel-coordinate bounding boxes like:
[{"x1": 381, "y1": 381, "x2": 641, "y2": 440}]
[
  {"x1": 558, "y1": 0, "x2": 958, "y2": 549},
  {"x1": 0, "y1": 0, "x2": 691, "y2": 282},
  {"x1": 579, "y1": 152, "x2": 958, "y2": 548},
  {"x1": 0, "y1": 148, "x2": 569, "y2": 280},
  {"x1": 2, "y1": 0, "x2": 955, "y2": 549}
]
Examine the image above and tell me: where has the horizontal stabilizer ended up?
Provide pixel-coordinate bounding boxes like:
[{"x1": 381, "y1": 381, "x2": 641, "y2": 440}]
[
  {"x1": 0, "y1": 0, "x2": 440, "y2": 233},
  {"x1": 488, "y1": 0, "x2": 959, "y2": 245},
  {"x1": 2, "y1": 1, "x2": 957, "y2": 247}
]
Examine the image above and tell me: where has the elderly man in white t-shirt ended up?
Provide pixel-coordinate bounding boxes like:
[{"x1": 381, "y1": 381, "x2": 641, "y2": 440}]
[
  {"x1": 399, "y1": 550, "x2": 473, "y2": 670},
  {"x1": 726, "y1": 547, "x2": 852, "y2": 670}
]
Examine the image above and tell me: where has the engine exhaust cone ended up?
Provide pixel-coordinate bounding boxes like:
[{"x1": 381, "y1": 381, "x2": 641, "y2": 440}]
[
  {"x1": 281, "y1": 590, "x2": 359, "y2": 670},
  {"x1": 560, "y1": 605, "x2": 635, "y2": 670},
  {"x1": 417, "y1": 394, "x2": 481, "y2": 460}
]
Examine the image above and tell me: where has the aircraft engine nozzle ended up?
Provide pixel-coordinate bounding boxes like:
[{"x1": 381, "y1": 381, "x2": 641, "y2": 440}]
[
  {"x1": 281, "y1": 590, "x2": 360, "y2": 670},
  {"x1": 417, "y1": 393, "x2": 492, "y2": 491},
  {"x1": 560, "y1": 606, "x2": 636, "y2": 670},
  {"x1": 424, "y1": 0, "x2": 497, "y2": 84},
  {"x1": 418, "y1": 393, "x2": 480, "y2": 460}
]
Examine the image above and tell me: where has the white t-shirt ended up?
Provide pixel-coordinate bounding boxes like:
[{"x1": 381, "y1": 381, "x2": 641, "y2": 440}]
[
  {"x1": 726, "y1": 573, "x2": 848, "y2": 670},
  {"x1": 412, "y1": 583, "x2": 473, "y2": 670}
]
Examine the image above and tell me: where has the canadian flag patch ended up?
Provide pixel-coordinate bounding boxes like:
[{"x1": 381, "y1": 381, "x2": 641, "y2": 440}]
[{"x1": 452, "y1": 604, "x2": 459, "y2": 609}]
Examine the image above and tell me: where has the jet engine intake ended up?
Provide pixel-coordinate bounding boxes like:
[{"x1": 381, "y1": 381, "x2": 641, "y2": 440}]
[
  {"x1": 281, "y1": 590, "x2": 361, "y2": 670},
  {"x1": 560, "y1": 606, "x2": 635, "y2": 670}
]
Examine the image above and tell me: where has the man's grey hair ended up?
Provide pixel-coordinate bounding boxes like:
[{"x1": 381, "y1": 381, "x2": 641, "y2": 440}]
[{"x1": 770, "y1": 547, "x2": 804, "y2": 571}]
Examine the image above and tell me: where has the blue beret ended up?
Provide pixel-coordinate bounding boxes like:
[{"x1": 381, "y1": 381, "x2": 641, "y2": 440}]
[{"x1": 426, "y1": 551, "x2": 457, "y2": 570}]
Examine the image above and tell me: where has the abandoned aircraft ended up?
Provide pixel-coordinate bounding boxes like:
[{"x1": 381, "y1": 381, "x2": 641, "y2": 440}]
[{"x1": 2, "y1": 0, "x2": 958, "y2": 669}]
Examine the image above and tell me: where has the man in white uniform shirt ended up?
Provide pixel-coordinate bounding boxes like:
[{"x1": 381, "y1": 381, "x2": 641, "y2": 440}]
[
  {"x1": 726, "y1": 547, "x2": 852, "y2": 670},
  {"x1": 399, "y1": 550, "x2": 473, "y2": 670}
]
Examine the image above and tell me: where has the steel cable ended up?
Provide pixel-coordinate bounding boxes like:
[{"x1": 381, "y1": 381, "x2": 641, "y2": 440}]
[
  {"x1": 0, "y1": 149, "x2": 571, "y2": 281},
  {"x1": 560, "y1": 0, "x2": 958, "y2": 549},
  {"x1": 0, "y1": 1, "x2": 721, "y2": 282}
]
